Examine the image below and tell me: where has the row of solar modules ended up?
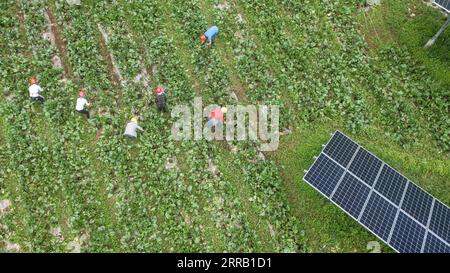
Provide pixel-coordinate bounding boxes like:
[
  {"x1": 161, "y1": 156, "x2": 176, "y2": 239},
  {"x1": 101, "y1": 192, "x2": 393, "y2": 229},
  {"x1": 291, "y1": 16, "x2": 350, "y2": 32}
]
[
  {"x1": 435, "y1": 0, "x2": 450, "y2": 13},
  {"x1": 304, "y1": 131, "x2": 450, "y2": 253}
]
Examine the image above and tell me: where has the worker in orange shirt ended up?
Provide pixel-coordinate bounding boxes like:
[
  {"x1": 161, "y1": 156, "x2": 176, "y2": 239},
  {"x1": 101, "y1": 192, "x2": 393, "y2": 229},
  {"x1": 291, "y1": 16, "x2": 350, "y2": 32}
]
[{"x1": 207, "y1": 106, "x2": 227, "y2": 131}]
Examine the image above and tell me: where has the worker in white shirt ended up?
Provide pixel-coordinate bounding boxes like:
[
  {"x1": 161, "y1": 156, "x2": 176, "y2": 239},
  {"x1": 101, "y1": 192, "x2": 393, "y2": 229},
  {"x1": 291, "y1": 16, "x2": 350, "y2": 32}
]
[
  {"x1": 29, "y1": 77, "x2": 44, "y2": 103},
  {"x1": 124, "y1": 117, "x2": 144, "y2": 139},
  {"x1": 75, "y1": 91, "x2": 91, "y2": 119}
]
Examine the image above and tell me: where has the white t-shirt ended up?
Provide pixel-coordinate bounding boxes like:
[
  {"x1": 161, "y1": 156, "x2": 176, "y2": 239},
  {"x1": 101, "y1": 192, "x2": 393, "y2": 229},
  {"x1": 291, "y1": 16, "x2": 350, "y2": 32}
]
[
  {"x1": 29, "y1": 84, "x2": 42, "y2": 98},
  {"x1": 76, "y1": 97, "x2": 90, "y2": 111},
  {"x1": 124, "y1": 122, "x2": 143, "y2": 138}
]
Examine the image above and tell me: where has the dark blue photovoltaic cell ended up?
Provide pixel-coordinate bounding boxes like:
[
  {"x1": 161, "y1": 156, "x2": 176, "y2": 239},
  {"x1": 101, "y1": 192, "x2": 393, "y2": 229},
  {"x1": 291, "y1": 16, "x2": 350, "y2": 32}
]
[
  {"x1": 390, "y1": 212, "x2": 426, "y2": 253},
  {"x1": 360, "y1": 192, "x2": 398, "y2": 241},
  {"x1": 323, "y1": 131, "x2": 358, "y2": 167},
  {"x1": 304, "y1": 131, "x2": 450, "y2": 253},
  {"x1": 304, "y1": 154, "x2": 345, "y2": 197},
  {"x1": 374, "y1": 166, "x2": 408, "y2": 206},
  {"x1": 331, "y1": 173, "x2": 371, "y2": 218},
  {"x1": 401, "y1": 183, "x2": 433, "y2": 226},
  {"x1": 429, "y1": 201, "x2": 450, "y2": 244},
  {"x1": 348, "y1": 148, "x2": 383, "y2": 186},
  {"x1": 423, "y1": 232, "x2": 450, "y2": 253},
  {"x1": 435, "y1": 0, "x2": 450, "y2": 12}
]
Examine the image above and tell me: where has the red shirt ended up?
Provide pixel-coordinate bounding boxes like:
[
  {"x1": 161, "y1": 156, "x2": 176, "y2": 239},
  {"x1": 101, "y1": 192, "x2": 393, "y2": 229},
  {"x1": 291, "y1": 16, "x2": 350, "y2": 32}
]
[{"x1": 210, "y1": 108, "x2": 224, "y2": 122}]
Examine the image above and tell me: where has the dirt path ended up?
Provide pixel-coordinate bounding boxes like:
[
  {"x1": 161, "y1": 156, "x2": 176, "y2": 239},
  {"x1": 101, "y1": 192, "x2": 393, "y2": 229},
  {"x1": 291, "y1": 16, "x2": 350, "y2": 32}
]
[
  {"x1": 126, "y1": 25, "x2": 153, "y2": 87},
  {"x1": 97, "y1": 24, "x2": 123, "y2": 107},
  {"x1": 44, "y1": 8, "x2": 73, "y2": 80},
  {"x1": 97, "y1": 24, "x2": 124, "y2": 86}
]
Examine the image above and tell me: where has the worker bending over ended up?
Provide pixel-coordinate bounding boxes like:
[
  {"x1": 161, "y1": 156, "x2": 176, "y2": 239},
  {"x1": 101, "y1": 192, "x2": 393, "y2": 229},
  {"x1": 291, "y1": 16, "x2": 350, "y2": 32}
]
[
  {"x1": 29, "y1": 77, "x2": 44, "y2": 103},
  {"x1": 155, "y1": 86, "x2": 168, "y2": 112},
  {"x1": 207, "y1": 106, "x2": 227, "y2": 130},
  {"x1": 201, "y1": 26, "x2": 219, "y2": 46},
  {"x1": 75, "y1": 91, "x2": 91, "y2": 119},
  {"x1": 124, "y1": 117, "x2": 144, "y2": 139}
]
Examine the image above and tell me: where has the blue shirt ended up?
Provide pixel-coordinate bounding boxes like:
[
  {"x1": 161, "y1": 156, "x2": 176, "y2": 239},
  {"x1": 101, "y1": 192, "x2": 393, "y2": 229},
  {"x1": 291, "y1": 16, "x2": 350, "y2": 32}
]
[{"x1": 204, "y1": 26, "x2": 219, "y2": 41}]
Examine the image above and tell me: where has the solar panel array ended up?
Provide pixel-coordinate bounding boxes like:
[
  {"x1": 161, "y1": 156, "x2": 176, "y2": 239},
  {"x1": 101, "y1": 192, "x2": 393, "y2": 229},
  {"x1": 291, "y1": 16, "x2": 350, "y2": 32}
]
[
  {"x1": 303, "y1": 131, "x2": 450, "y2": 253},
  {"x1": 435, "y1": 0, "x2": 450, "y2": 12}
]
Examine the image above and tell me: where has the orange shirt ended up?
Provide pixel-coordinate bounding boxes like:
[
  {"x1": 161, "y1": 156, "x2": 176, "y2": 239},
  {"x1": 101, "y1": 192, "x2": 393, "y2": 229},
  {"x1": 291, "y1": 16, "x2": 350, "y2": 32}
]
[{"x1": 210, "y1": 108, "x2": 224, "y2": 122}]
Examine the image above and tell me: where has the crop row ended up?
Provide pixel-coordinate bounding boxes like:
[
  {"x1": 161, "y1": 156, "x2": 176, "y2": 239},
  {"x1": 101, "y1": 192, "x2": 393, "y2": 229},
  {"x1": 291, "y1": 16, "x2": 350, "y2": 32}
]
[
  {"x1": 165, "y1": 0, "x2": 303, "y2": 251},
  {"x1": 54, "y1": 0, "x2": 265, "y2": 251},
  {"x1": 0, "y1": 0, "x2": 75, "y2": 251},
  {"x1": 118, "y1": 0, "x2": 262, "y2": 251}
]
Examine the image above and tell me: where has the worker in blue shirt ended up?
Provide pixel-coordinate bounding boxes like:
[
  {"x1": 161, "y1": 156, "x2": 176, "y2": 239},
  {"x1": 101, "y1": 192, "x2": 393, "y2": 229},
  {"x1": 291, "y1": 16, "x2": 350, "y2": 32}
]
[{"x1": 201, "y1": 26, "x2": 219, "y2": 46}]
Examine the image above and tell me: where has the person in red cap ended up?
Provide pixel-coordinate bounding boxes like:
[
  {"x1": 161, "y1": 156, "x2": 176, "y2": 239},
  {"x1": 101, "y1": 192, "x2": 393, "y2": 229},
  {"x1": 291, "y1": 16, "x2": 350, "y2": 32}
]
[
  {"x1": 155, "y1": 86, "x2": 168, "y2": 112},
  {"x1": 75, "y1": 91, "x2": 91, "y2": 119},
  {"x1": 201, "y1": 26, "x2": 219, "y2": 46},
  {"x1": 29, "y1": 77, "x2": 44, "y2": 103}
]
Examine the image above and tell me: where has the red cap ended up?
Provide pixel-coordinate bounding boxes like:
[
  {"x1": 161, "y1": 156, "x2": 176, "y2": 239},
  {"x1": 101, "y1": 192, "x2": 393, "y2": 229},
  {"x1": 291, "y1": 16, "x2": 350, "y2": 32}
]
[
  {"x1": 79, "y1": 90, "x2": 86, "y2": 97},
  {"x1": 30, "y1": 77, "x2": 38, "y2": 85},
  {"x1": 155, "y1": 86, "x2": 164, "y2": 95},
  {"x1": 200, "y1": 35, "x2": 207, "y2": 43}
]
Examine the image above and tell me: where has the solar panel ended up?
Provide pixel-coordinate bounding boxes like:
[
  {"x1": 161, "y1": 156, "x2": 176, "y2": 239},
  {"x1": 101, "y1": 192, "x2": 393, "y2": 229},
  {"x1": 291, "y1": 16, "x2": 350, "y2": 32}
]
[
  {"x1": 375, "y1": 165, "x2": 408, "y2": 206},
  {"x1": 304, "y1": 154, "x2": 345, "y2": 197},
  {"x1": 303, "y1": 130, "x2": 450, "y2": 253},
  {"x1": 401, "y1": 183, "x2": 433, "y2": 226},
  {"x1": 323, "y1": 131, "x2": 358, "y2": 167},
  {"x1": 435, "y1": 0, "x2": 450, "y2": 12},
  {"x1": 331, "y1": 173, "x2": 371, "y2": 218},
  {"x1": 423, "y1": 232, "x2": 450, "y2": 253},
  {"x1": 348, "y1": 148, "x2": 383, "y2": 186},
  {"x1": 360, "y1": 192, "x2": 398, "y2": 241},
  {"x1": 429, "y1": 200, "x2": 450, "y2": 244},
  {"x1": 390, "y1": 212, "x2": 426, "y2": 253}
]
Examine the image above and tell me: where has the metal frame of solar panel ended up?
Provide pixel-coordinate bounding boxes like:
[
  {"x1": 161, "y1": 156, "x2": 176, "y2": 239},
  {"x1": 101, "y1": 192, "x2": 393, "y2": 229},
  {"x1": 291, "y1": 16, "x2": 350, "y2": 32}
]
[
  {"x1": 435, "y1": 0, "x2": 450, "y2": 13},
  {"x1": 303, "y1": 131, "x2": 450, "y2": 253}
]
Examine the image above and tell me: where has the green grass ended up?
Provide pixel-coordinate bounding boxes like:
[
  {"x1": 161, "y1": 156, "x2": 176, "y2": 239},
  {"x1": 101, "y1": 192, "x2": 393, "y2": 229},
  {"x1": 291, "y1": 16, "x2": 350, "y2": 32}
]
[
  {"x1": 271, "y1": 119, "x2": 450, "y2": 252},
  {"x1": 360, "y1": 0, "x2": 450, "y2": 87},
  {"x1": 272, "y1": 121, "x2": 385, "y2": 253},
  {"x1": 268, "y1": 0, "x2": 450, "y2": 252}
]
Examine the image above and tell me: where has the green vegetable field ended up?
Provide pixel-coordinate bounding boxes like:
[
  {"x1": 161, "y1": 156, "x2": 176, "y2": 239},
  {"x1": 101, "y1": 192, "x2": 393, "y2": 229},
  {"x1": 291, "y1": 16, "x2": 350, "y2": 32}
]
[{"x1": 0, "y1": 0, "x2": 449, "y2": 253}]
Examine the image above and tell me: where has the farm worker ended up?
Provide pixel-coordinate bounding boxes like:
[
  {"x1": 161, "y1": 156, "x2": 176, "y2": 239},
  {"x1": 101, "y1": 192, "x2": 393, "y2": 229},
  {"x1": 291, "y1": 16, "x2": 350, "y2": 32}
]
[
  {"x1": 75, "y1": 91, "x2": 91, "y2": 119},
  {"x1": 201, "y1": 26, "x2": 219, "y2": 46},
  {"x1": 29, "y1": 77, "x2": 44, "y2": 103},
  {"x1": 155, "y1": 86, "x2": 168, "y2": 112},
  {"x1": 124, "y1": 117, "x2": 144, "y2": 139},
  {"x1": 207, "y1": 107, "x2": 227, "y2": 128}
]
